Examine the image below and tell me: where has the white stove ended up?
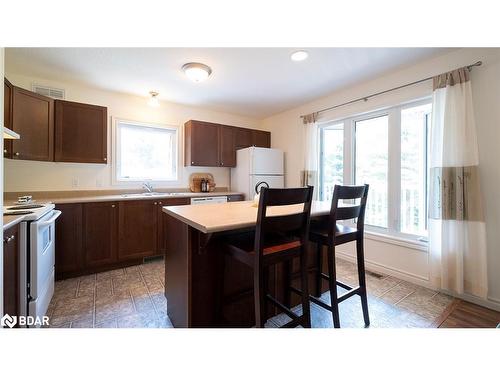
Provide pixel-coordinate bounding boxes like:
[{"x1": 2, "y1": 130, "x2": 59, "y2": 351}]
[{"x1": 4, "y1": 202, "x2": 61, "y2": 327}]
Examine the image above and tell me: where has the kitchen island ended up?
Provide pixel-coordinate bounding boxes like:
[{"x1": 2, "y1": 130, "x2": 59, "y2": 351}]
[{"x1": 162, "y1": 200, "x2": 332, "y2": 327}]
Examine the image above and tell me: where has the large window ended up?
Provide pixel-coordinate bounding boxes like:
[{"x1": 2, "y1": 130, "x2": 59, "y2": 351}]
[
  {"x1": 355, "y1": 115, "x2": 389, "y2": 227},
  {"x1": 400, "y1": 103, "x2": 431, "y2": 236},
  {"x1": 320, "y1": 123, "x2": 344, "y2": 201},
  {"x1": 319, "y1": 99, "x2": 431, "y2": 240},
  {"x1": 115, "y1": 119, "x2": 178, "y2": 182}
]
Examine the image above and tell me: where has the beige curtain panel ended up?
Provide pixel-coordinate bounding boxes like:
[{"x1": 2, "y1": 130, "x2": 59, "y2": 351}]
[{"x1": 429, "y1": 166, "x2": 484, "y2": 221}]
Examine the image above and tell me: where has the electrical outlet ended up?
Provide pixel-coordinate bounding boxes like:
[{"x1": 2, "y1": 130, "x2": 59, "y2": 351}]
[{"x1": 71, "y1": 178, "x2": 79, "y2": 188}]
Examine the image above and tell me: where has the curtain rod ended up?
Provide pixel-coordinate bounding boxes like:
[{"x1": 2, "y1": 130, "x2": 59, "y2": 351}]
[{"x1": 300, "y1": 61, "x2": 483, "y2": 120}]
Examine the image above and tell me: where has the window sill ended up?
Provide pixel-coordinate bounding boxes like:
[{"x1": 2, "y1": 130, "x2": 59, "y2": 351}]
[{"x1": 364, "y1": 231, "x2": 428, "y2": 252}]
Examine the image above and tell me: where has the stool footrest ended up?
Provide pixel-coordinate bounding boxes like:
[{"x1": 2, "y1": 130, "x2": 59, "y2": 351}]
[
  {"x1": 336, "y1": 280, "x2": 353, "y2": 291},
  {"x1": 310, "y1": 295, "x2": 332, "y2": 311},
  {"x1": 266, "y1": 294, "x2": 306, "y2": 327},
  {"x1": 310, "y1": 286, "x2": 363, "y2": 309},
  {"x1": 337, "y1": 286, "x2": 361, "y2": 303}
]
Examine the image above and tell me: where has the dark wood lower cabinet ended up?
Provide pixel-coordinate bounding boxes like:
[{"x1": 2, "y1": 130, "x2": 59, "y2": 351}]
[
  {"x1": 157, "y1": 198, "x2": 190, "y2": 255},
  {"x1": 53, "y1": 197, "x2": 216, "y2": 279},
  {"x1": 55, "y1": 203, "x2": 84, "y2": 278},
  {"x1": 118, "y1": 200, "x2": 158, "y2": 260},
  {"x1": 3, "y1": 224, "x2": 20, "y2": 325},
  {"x1": 83, "y1": 202, "x2": 118, "y2": 267}
]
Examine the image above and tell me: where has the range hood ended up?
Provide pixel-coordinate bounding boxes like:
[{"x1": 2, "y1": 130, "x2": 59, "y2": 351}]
[{"x1": 3, "y1": 127, "x2": 20, "y2": 140}]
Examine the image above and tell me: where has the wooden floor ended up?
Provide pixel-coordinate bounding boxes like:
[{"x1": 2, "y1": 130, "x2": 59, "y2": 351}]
[{"x1": 437, "y1": 299, "x2": 500, "y2": 328}]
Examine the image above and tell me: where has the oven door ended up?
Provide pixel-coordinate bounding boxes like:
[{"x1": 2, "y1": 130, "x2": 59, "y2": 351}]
[{"x1": 28, "y1": 210, "x2": 61, "y2": 324}]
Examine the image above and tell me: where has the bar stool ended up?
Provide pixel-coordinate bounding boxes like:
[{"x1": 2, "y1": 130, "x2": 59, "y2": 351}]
[
  {"x1": 309, "y1": 184, "x2": 370, "y2": 328},
  {"x1": 218, "y1": 186, "x2": 314, "y2": 328}
]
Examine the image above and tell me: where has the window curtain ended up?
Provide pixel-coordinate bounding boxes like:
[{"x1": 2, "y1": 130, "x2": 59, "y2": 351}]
[
  {"x1": 428, "y1": 67, "x2": 488, "y2": 299},
  {"x1": 301, "y1": 113, "x2": 319, "y2": 199}
]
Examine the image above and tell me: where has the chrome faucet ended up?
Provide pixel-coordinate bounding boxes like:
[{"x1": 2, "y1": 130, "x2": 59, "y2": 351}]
[{"x1": 142, "y1": 181, "x2": 154, "y2": 193}]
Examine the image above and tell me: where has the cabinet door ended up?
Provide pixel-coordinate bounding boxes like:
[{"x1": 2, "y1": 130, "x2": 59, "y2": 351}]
[
  {"x1": 118, "y1": 200, "x2": 158, "y2": 260},
  {"x1": 185, "y1": 120, "x2": 219, "y2": 167},
  {"x1": 55, "y1": 204, "x2": 84, "y2": 279},
  {"x1": 252, "y1": 130, "x2": 271, "y2": 148},
  {"x1": 3, "y1": 224, "x2": 20, "y2": 323},
  {"x1": 218, "y1": 125, "x2": 236, "y2": 167},
  {"x1": 55, "y1": 100, "x2": 107, "y2": 163},
  {"x1": 4, "y1": 79, "x2": 13, "y2": 158},
  {"x1": 157, "y1": 198, "x2": 190, "y2": 255},
  {"x1": 11, "y1": 86, "x2": 54, "y2": 161},
  {"x1": 83, "y1": 202, "x2": 118, "y2": 267},
  {"x1": 234, "y1": 127, "x2": 253, "y2": 150}
]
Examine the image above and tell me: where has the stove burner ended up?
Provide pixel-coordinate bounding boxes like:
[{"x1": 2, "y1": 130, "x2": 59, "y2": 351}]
[
  {"x1": 4, "y1": 211, "x2": 35, "y2": 216},
  {"x1": 7, "y1": 204, "x2": 45, "y2": 210}
]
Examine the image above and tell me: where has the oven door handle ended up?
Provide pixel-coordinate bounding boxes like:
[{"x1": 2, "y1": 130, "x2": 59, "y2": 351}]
[{"x1": 37, "y1": 210, "x2": 62, "y2": 227}]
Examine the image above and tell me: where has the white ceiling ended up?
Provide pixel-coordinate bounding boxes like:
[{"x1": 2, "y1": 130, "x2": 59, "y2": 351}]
[{"x1": 5, "y1": 48, "x2": 453, "y2": 119}]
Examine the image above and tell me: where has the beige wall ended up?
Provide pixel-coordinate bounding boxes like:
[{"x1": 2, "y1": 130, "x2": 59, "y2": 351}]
[
  {"x1": 261, "y1": 48, "x2": 500, "y2": 307},
  {"x1": 4, "y1": 72, "x2": 261, "y2": 192}
]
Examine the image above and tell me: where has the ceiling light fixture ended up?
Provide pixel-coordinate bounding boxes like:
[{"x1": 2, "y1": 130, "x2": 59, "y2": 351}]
[
  {"x1": 148, "y1": 91, "x2": 160, "y2": 107},
  {"x1": 290, "y1": 50, "x2": 309, "y2": 62},
  {"x1": 182, "y1": 62, "x2": 212, "y2": 82}
]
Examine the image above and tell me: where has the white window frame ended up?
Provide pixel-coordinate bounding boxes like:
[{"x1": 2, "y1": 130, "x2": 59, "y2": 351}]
[
  {"x1": 318, "y1": 97, "x2": 431, "y2": 243},
  {"x1": 112, "y1": 118, "x2": 180, "y2": 185}
]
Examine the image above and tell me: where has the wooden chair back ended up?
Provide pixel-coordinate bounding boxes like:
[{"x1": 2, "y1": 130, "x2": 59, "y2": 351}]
[
  {"x1": 328, "y1": 184, "x2": 369, "y2": 235},
  {"x1": 254, "y1": 186, "x2": 314, "y2": 257}
]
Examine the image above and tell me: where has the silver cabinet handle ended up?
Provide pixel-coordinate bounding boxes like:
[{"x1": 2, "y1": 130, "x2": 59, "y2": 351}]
[
  {"x1": 159, "y1": 202, "x2": 162, "y2": 205},
  {"x1": 103, "y1": 157, "x2": 107, "y2": 161},
  {"x1": 4, "y1": 149, "x2": 7, "y2": 154},
  {"x1": 191, "y1": 161, "x2": 194, "y2": 165},
  {"x1": 4, "y1": 235, "x2": 15, "y2": 243},
  {"x1": 14, "y1": 152, "x2": 20, "y2": 156},
  {"x1": 111, "y1": 204, "x2": 116, "y2": 208},
  {"x1": 154, "y1": 202, "x2": 158, "y2": 205}
]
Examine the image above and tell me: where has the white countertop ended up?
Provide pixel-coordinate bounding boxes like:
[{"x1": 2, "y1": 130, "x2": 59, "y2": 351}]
[
  {"x1": 163, "y1": 200, "x2": 332, "y2": 234},
  {"x1": 4, "y1": 191, "x2": 244, "y2": 205},
  {"x1": 3, "y1": 214, "x2": 26, "y2": 231}
]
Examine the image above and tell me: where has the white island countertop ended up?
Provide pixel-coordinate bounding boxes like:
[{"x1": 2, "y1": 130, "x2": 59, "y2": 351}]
[{"x1": 162, "y1": 200, "x2": 332, "y2": 234}]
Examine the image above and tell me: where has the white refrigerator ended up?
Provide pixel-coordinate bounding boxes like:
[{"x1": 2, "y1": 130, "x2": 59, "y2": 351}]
[{"x1": 231, "y1": 147, "x2": 285, "y2": 200}]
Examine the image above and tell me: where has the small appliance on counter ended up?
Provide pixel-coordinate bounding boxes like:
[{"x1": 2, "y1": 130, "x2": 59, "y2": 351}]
[{"x1": 189, "y1": 173, "x2": 216, "y2": 192}]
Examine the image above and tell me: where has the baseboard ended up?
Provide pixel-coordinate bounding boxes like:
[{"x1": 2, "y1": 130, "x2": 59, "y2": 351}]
[
  {"x1": 441, "y1": 291, "x2": 500, "y2": 313},
  {"x1": 335, "y1": 250, "x2": 431, "y2": 288},
  {"x1": 336, "y1": 251, "x2": 500, "y2": 313}
]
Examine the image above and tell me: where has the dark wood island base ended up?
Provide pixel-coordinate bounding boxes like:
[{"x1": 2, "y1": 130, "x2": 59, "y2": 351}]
[{"x1": 164, "y1": 202, "x2": 331, "y2": 328}]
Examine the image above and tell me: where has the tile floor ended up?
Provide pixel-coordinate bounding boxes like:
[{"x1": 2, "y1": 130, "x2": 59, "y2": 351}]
[
  {"x1": 47, "y1": 257, "x2": 454, "y2": 328},
  {"x1": 46, "y1": 261, "x2": 172, "y2": 328}
]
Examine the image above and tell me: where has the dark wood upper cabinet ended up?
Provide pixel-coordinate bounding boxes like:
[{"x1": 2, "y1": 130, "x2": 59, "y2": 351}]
[
  {"x1": 55, "y1": 100, "x2": 108, "y2": 164},
  {"x1": 3, "y1": 224, "x2": 20, "y2": 324},
  {"x1": 234, "y1": 127, "x2": 253, "y2": 150},
  {"x1": 118, "y1": 200, "x2": 158, "y2": 260},
  {"x1": 219, "y1": 125, "x2": 236, "y2": 167},
  {"x1": 55, "y1": 203, "x2": 84, "y2": 279},
  {"x1": 4, "y1": 78, "x2": 13, "y2": 158},
  {"x1": 185, "y1": 120, "x2": 271, "y2": 167},
  {"x1": 185, "y1": 120, "x2": 220, "y2": 167},
  {"x1": 83, "y1": 202, "x2": 118, "y2": 267},
  {"x1": 252, "y1": 130, "x2": 271, "y2": 148},
  {"x1": 11, "y1": 86, "x2": 54, "y2": 161}
]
